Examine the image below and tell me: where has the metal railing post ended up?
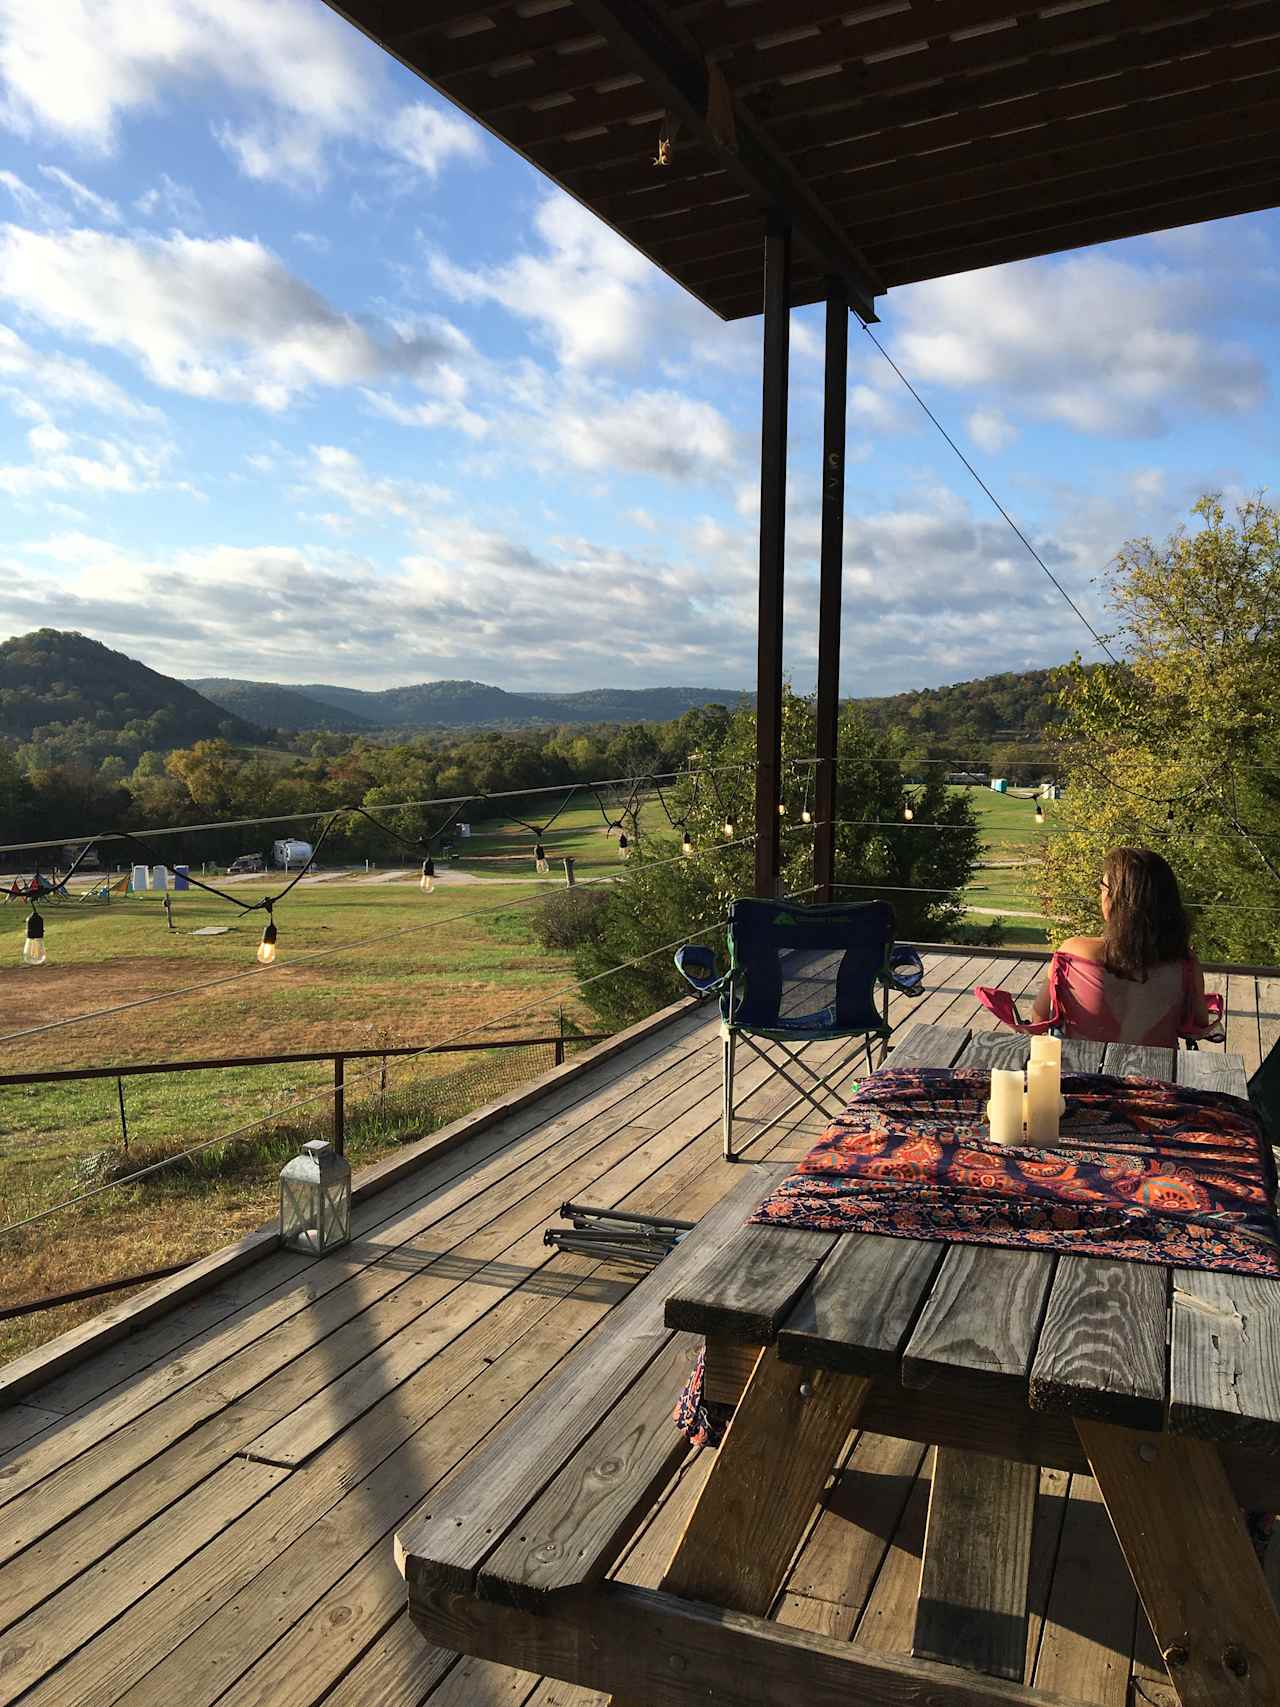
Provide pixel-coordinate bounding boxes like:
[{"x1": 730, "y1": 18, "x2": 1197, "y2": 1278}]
[
  {"x1": 333, "y1": 1054, "x2": 345, "y2": 1155},
  {"x1": 116, "y1": 1076, "x2": 128, "y2": 1152}
]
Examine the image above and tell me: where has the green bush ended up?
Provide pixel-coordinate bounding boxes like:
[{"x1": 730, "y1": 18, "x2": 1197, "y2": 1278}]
[{"x1": 532, "y1": 886, "x2": 610, "y2": 952}]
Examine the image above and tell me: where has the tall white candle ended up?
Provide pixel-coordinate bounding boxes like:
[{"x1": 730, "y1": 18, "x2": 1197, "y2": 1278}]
[
  {"x1": 1029, "y1": 1034, "x2": 1065, "y2": 1117},
  {"x1": 1029, "y1": 1035, "x2": 1062, "y2": 1071},
  {"x1": 988, "y1": 1069, "x2": 1024, "y2": 1145},
  {"x1": 1025, "y1": 1060, "x2": 1059, "y2": 1144}
]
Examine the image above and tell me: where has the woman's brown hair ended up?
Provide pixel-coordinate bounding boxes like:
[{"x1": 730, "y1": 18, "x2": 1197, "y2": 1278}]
[{"x1": 1100, "y1": 847, "x2": 1192, "y2": 981}]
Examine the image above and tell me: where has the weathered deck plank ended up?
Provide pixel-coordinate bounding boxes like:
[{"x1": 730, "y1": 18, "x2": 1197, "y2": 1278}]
[{"x1": 2, "y1": 953, "x2": 1165, "y2": 1707}]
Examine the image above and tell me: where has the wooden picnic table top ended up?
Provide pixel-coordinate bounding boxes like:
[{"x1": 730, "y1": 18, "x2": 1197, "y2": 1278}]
[{"x1": 667, "y1": 1021, "x2": 1280, "y2": 1453}]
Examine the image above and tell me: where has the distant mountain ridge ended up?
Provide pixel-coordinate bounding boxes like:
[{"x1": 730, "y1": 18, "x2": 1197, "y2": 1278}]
[
  {"x1": 188, "y1": 676, "x2": 750, "y2": 731},
  {"x1": 183, "y1": 678, "x2": 379, "y2": 732}
]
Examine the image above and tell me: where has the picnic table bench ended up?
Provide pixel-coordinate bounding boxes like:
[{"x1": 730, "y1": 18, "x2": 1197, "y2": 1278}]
[{"x1": 396, "y1": 1022, "x2": 1280, "y2": 1707}]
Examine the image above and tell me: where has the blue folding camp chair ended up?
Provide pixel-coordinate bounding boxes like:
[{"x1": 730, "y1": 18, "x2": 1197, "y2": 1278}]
[{"x1": 675, "y1": 897, "x2": 925, "y2": 1161}]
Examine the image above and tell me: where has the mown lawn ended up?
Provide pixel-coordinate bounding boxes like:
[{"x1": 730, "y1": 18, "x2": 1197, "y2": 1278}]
[
  {"x1": 0, "y1": 877, "x2": 592, "y2": 1360},
  {"x1": 955, "y1": 785, "x2": 1060, "y2": 942}
]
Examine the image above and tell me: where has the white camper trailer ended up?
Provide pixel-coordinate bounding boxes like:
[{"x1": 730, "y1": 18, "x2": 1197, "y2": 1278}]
[{"x1": 272, "y1": 838, "x2": 313, "y2": 870}]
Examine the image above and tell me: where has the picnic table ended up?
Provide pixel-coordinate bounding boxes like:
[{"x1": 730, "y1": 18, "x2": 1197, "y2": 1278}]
[{"x1": 396, "y1": 1022, "x2": 1280, "y2": 1707}]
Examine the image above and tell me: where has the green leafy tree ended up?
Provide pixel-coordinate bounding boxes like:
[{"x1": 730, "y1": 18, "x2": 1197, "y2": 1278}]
[
  {"x1": 1041, "y1": 494, "x2": 1280, "y2": 963},
  {"x1": 572, "y1": 687, "x2": 979, "y2": 1027}
]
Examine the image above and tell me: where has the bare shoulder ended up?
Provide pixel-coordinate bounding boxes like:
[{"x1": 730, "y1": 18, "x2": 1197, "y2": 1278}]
[{"x1": 1057, "y1": 935, "x2": 1105, "y2": 962}]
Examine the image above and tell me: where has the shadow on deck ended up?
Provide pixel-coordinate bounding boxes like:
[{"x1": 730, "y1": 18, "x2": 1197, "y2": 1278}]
[{"x1": 0, "y1": 948, "x2": 1257, "y2": 1706}]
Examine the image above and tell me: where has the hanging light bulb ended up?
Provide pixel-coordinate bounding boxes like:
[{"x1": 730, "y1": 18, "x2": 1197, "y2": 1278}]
[
  {"x1": 618, "y1": 829, "x2": 630, "y2": 858},
  {"x1": 419, "y1": 855, "x2": 435, "y2": 893},
  {"x1": 903, "y1": 803, "x2": 914, "y2": 822},
  {"x1": 21, "y1": 908, "x2": 45, "y2": 966},
  {"x1": 777, "y1": 801, "x2": 787, "y2": 816},
  {"x1": 257, "y1": 916, "x2": 278, "y2": 966},
  {"x1": 1034, "y1": 799, "x2": 1045, "y2": 824},
  {"x1": 801, "y1": 805, "x2": 812, "y2": 825},
  {"x1": 535, "y1": 842, "x2": 549, "y2": 876},
  {"x1": 681, "y1": 827, "x2": 694, "y2": 857},
  {"x1": 723, "y1": 816, "x2": 736, "y2": 839}
]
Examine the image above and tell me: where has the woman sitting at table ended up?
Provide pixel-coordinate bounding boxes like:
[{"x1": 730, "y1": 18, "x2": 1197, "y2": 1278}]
[{"x1": 978, "y1": 846, "x2": 1218, "y2": 1046}]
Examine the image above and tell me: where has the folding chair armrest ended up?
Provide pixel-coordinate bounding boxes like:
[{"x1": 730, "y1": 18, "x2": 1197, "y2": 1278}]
[
  {"x1": 674, "y1": 943, "x2": 729, "y2": 995},
  {"x1": 882, "y1": 945, "x2": 926, "y2": 997}
]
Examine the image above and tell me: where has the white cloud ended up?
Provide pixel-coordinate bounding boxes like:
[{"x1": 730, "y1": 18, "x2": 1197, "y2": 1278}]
[
  {"x1": 892, "y1": 253, "x2": 1267, "y2": 437},
  {"x1": 551, "y1": 389, "x2": 736, "y2": 482},
  {"x1": 1, "y1": 517, "x2": 756, "y2": 688},
  {"x1": 134, "y1": 174, "x2": 203, "y2": 228},
  {"x1": 967, "y1": 407, "x2": 1017, "y2": 453},
  {"x1": 361, "y1": 387, "x2": 488, "y2": 441},
  {"x1": 37, "y1": 164, "x2": 119, "y2": 224},
  {"x1": 303, "y1": 443, "x2": 451, "y2": 522},
  {"x1": 384, "y1": 103, "x2": 483, "y2": 180},
  {"x1": 0, "y1": 0, "x2": 483, "y2": 192},
  {"x1": 0, "y1": 168, "x2": 64, "y2": 228},
  {"x1": 0, "y1": 420, "x2": 179, "y2": 498},
  {"x1": 431, "y1": 194, "x2": 711, "y2": 371},
  {"x1": 0, "y1": 322, "x2": 162, "y2": 420},
  {"x1": 0, "y1": 226, "x2": 468, "y2": 410}
]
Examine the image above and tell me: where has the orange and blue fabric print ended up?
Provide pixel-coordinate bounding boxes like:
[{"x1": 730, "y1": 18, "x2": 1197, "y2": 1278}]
[{"x1": 749, "y1": 1067, "x2": 1280, "y2": 1276}]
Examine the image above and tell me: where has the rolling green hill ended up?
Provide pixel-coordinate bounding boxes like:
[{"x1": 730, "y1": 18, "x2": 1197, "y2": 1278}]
[
  {"x1": 857, "y1": 667, "x2": 1069, "y2": 755},
  {"x1": 0, "y1": 630, "x2": 261, "y2": 755},
  {"x1": 194, "y1": 676, "x2": 748, "y2": 730},
  {"x1": 184, "y1": 678, "x2": 378, "y2": 732}
]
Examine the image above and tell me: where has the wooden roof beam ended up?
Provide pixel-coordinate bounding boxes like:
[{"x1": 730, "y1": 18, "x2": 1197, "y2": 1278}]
[
  {"x1": 829, "y1": 91, "x2": 1280, "y2": 232},
  {"x1": 566, "y1": 0, "x2": 883, "y2": 320},
  {"x1": 765, "y1": 0, "x2": 1277, "y2": 140},
  {"x1": 803, "y1": 40, "x2": 1280, "y2": 191},
  {"x1": 875, "y1": 166, "x2": 1280, "y2": 284}
]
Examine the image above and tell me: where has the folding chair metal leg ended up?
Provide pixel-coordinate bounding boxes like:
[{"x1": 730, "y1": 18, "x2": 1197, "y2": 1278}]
[{"x1": 722, "y1": 1026, "x2": 737, "y2": 1162}]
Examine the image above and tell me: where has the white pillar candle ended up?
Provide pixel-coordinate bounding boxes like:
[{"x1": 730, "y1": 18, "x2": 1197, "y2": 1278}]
[
  {"x1": 1029, "y1": 1034, "x2": 1066, "y2": 1117},
  {"x1": 1025, "y1": 1060, "x2": 1060, "y2": 1145},
  {"x1": 1029, "y1": 1035, "x2": 1062, "y2": 1071},
  {"x1": 988, "y1": 1068, "x2": 1024, "y2": 1145}
]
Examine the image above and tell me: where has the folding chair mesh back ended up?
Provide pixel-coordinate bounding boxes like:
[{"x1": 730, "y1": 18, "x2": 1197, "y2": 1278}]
[
  {"x1": 728, "y1": 898, "x2": 892, "y2": 1037},
  {"x1": 676, "y1": 897, "x2": 924, "y2": 1161}
]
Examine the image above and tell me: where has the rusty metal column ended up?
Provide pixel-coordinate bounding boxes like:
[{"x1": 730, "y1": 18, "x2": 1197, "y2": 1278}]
[
  {"x1": 814, "y1": 277, "x2": 848, "y2": 903},
  {"x1": 754, "y1": 213, "x2": 791, "y2": 898}
]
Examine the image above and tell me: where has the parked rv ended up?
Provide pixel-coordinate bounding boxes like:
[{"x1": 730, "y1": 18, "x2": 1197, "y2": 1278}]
[{"x1": 272, "y1": 838, "x2": 313, "y2": 869}]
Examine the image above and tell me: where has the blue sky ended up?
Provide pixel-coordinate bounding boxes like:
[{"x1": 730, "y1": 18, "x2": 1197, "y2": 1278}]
[{"x1": 0, "y1": 0, "x2": 1276, "y2": 697}]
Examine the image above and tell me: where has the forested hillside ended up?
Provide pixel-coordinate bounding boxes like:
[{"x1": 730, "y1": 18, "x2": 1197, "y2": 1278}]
[
  {"x1": 185, "y1": 678, "x2": 377, "y2": 732},
  {"x1": 0, "y1": 630, "x2": 261, "y2": 767},
  {"x1": 857, "y1": 668, "x2": 1066, "y2": 753},
  {"x1": 194, "y1": 676, "x2": 749, "y2": 729}
]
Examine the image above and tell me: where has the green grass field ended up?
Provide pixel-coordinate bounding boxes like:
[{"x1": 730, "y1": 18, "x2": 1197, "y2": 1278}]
[
  {"x1": 0, "y1": 876, "x2": 593, "y2": 1358},
  {"x1": 956, "y1": 786, "x2": 1059, "y2": 942},
  {"x1": 448, "y1": 796, "x2": 667, "y2": 876}
]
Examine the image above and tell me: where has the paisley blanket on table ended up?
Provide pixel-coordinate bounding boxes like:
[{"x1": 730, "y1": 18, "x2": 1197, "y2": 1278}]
[{"x1": 748, "y1": 1067, "x2": 1280, "y2": 1276}]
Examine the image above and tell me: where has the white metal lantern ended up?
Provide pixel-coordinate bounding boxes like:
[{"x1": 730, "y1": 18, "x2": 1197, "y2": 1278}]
[{"x1": 279, "y1": 1139, "x2": 352, "y2": 1254}]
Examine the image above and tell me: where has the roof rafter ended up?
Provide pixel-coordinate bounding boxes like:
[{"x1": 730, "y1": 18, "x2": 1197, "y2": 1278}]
[{"x1": 564, "y1": 0, "x2": 883, "y2": 318}]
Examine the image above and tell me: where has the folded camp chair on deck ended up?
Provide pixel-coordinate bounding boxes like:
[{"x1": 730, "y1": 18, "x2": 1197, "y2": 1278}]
[{"x1": 675, "y1": 897, "x2": 925, "y2": 1162}]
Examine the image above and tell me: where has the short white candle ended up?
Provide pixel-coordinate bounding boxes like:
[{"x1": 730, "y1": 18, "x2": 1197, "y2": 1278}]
[
  {"x1": 1025, "y1": 1060, "x2": 1060, "y2": 1145},
  {"x1": 988, "y1": 1068, "x2": 1024, "y2": 1145}
]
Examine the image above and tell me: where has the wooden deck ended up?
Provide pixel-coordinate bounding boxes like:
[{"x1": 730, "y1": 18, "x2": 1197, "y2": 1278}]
[{"x1": 0, "y1": 949, "x2": 1270, "y2": 1707}]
